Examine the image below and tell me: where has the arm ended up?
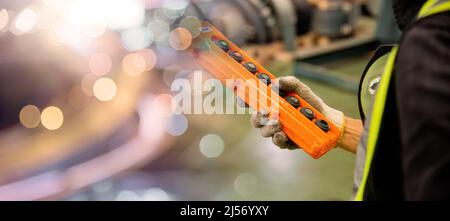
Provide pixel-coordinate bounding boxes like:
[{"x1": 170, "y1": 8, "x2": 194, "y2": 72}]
[
  {"x1": 251, "y1": 76, "x2": 363, "y2": 154},
  {"x1": 339, "y1": 117, "x2": 363, "y2": 154}
]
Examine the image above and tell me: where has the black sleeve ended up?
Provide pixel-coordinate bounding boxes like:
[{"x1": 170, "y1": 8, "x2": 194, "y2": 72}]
[{"x1": 395, "y1": 12, "x2": 450, "y2": 200}]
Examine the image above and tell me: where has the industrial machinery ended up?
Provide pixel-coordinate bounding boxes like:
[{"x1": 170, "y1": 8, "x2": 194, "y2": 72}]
[{"x1": 186, "y1": 0, "x2": 372, "y2": 53}]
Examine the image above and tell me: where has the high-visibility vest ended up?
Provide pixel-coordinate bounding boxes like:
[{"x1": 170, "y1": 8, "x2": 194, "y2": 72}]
[{"x1": 354, "y1": 0, "x2": 450, "y2": 201}]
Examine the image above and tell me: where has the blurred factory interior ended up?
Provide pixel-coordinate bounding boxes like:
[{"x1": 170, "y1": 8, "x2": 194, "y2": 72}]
[{"x1": 0, "y1": 0, "x2": 400, "y2": 200}]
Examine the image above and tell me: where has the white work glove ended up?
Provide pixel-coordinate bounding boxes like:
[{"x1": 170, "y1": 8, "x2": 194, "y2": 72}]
[{"x1": 250, "y1": 76, "x2": 345, "y2": 150}]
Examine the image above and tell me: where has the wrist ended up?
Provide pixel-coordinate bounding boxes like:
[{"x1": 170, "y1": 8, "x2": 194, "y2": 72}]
[
  {"x1": 321, "y1": 104, "x2": 345, "y2": 131},
  {"x1": 337, "y1": 117, "x2": 363, "y2": 154}
]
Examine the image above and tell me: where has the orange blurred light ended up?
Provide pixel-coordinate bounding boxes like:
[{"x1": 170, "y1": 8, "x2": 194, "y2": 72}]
[
  {"x1": 41, "y1": 106, "x2": 64, "y2": 130},
  {"x1": 19, "y1": 105, "x2": 41, "y2": 128},
  {"x1": 93, "y1": 77, "x2": 117, "y2": 101},
  {"x1": 169, "y1": 27, "x2": 192, "y2": 51},
  {"x1": 137, "y1": 48, "x2": 157, "y2": 71},
  {"x1": 122, "y1": 53, "x2": 146, "y2": 76}
]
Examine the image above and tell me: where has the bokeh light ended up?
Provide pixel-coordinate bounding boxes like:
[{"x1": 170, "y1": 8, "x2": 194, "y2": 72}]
[
  {"x1": 52, "y1": 21, "x2": 93, "y2": 52},
  {"x1": 147, "y1": 19, "x2": 170, "y2": 42},
  {"x1": 137, "y1": 48, "x2": 157, "y2": 71},
  {"x1": 151, "y1": 7, "x2": 173, "y2": 22},
  {"x1": 93, "y1": 77, "x2": 117, "y2": 101},
  {"x1": 0, "y1": 9, "x2": 9, "y2": 31},
  {"x1": 179, "y1": 16, "x2": 202, "y2": 38},
  {"x1": 121, "y1": 26, "x2": 153, "y2": 51},
  {"x1": 115, "y1": 190, "x2": 140, "y2": 201},
  {"x1": 142, "y1": 188, "x2": 172, "y2": 201},
  {"x1": 41, "y1": 106, "x2": 64, "y2": 130},
  {"x1": 104, "y1": 0, "x2": 145, "y2": 30},
  {"x1": 234, "y1": 173, "x2": 258, "y2": 197},
  {"x1": 13, "y1": 7, "x2": 38, "y2": 34},
  {"x1": 169, "y1": 27, "x2": 192, "y2": 51},
  {"x1": 122, "y1": 53, "x2": 146, "y2": 76},
  {"x1": 199, "y1": 134, "x2": 225, "y2": 158},
  {"x1": 162, "y1": 0, "x2": 189, "y2": 19},
  {"x1": 19, "y1": 105, "x2": 41, "y2": 129},
  {"x1": 166, "y1": 114, "x2": 188, "y2": 136},
  {"x1": 89, "y1": 52, "x2": 112, "y2": 76},
  {"x1": 92, "y1": 180, "x2": 113, "y2": 194},
  {"x1": 153, "y1": 93, "x2": 174, "y2": 118},
  {"x1": 83, "y1": 22, "x2": 107, "y2": 38},
  {"x1": 68, "y1": 0, "x2": 145, "y2": 30}
]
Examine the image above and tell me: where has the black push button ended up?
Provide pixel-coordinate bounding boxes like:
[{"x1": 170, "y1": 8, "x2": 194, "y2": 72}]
[
  {"x1": 300, "y1": 107, "x2": 315, "y2": 120},
  {"x1": 215, "y1": 40, "x2": 229, "y2": 51},
  {"x1": 315, "y1": 119, "x2": 330, "y2": 132},
  {"x1": 228, "y1": 51, "x2": 243, "y2": 62},
  {"x1": 256, "y1": 73, "x2": 271, "y2": 85},
  {"x1": 243, "y1": 62, "x2": 258, "y2": 73},
  {"x1": 285, "y1": 96, "x2": 300, "y2": 108}
]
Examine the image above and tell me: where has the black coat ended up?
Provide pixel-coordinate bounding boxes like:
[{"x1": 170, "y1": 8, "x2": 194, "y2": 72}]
[{"x1": 364, "y1": 1, "x2": 450, "y2": 200}]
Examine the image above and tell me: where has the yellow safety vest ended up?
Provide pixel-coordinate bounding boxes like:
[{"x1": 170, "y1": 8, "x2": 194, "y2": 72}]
[{"x1": 355, "y1": 0, "x2": 450, "y2": 201}]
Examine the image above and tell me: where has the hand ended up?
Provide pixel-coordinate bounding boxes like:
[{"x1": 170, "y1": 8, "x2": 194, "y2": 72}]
[{"x1": 250, "y1": 76, "x2": 346, "y2": 150}]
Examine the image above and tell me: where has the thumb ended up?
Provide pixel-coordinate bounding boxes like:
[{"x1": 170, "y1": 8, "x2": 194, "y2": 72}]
[{"x1": 275, "y1": 76, "x2": 324, "y2": 112}]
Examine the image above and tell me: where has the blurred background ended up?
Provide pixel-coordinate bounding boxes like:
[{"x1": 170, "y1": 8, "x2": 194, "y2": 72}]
[{"x1": 0, "y1": 0, "x2": 400, "y2": 200}]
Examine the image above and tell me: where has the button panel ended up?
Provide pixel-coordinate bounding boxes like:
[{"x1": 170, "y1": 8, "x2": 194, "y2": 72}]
[{"x1": 213, "y1": 36, "x2": 332, "y2": 133}]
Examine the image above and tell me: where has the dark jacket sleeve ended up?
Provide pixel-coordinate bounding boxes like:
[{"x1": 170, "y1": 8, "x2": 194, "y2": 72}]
[{"x1": 395, "y1": 12, "x2": 450, "y2": 200}]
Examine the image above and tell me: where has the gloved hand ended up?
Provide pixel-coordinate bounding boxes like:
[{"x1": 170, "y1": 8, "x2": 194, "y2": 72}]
[{"x1": 250, "y1": 76, "x2": 345, "y2": 150}]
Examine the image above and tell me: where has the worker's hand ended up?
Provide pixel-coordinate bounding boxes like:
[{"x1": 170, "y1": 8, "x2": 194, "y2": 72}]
[{"x1": 250, "y1": 76, "x2": 345, "y2": 150}]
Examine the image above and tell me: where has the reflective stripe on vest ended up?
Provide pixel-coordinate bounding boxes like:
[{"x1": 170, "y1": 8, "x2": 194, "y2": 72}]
[
  {"x1": 354, "y1": 0, "x2": 450, "y2": 201},
  {"x1": 354, "y1": 46, "x2": 398, "y2": 201},
  {"x1": 419, "y1": 0, "x2": 450, "y2": 18}
]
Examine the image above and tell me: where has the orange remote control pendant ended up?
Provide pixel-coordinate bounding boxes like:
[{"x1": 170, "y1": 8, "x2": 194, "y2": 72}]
[{"x1": 189, "y1": 21, "x2": 340, "y2": 158}]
